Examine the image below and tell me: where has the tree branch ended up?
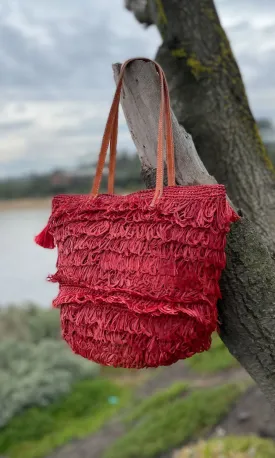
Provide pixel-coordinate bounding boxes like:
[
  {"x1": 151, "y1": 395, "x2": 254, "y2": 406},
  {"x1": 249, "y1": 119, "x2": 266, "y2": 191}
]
[
  {"x1": 113, "y1": 60, "x2": 275, "y2": 409},
  {"x1": 127, "y1": 0, "x2": 275, "y2": 255}
]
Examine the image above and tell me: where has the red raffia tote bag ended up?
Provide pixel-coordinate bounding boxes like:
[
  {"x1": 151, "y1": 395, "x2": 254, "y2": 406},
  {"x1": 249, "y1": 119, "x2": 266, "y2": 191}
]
[{"x1": 35, "y1": 58, "x2": 239, "y2": 369}]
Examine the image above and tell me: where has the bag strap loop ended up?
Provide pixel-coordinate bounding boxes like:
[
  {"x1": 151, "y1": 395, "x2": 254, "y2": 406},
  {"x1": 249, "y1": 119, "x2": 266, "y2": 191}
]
[{"x1": 91, "y1": 58, "x2": 175, "y2": 204}]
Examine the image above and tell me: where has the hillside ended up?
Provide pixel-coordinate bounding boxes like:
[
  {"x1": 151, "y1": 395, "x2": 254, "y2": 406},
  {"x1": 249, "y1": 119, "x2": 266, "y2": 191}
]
[{"x1": 1, "y1": 305, "x2": 275, "y2": 458}]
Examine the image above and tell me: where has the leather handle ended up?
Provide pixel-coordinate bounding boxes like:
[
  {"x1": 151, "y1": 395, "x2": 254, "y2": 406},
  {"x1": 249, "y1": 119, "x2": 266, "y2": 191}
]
[
  {"x1": 91, "y1": 58, "x2": 175, "y2": 203},
  {"x1": 108, "y1": 108, "x2": 118, "y2": 194}
]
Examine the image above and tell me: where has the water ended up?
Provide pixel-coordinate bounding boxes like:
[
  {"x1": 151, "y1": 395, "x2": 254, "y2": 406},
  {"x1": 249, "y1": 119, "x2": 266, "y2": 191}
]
[{"x1": 0, "y1": 207, "x2": 58, "y2": 306}]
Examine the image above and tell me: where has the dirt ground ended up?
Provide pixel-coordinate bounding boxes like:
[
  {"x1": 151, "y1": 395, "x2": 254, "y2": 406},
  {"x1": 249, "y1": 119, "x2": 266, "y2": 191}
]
[
  {"x1": 215, "y1": 385, "x2": 275, "y2": 439},
  {"x1": 47, "y1": 362, "x2": 275, "y2": 458}
]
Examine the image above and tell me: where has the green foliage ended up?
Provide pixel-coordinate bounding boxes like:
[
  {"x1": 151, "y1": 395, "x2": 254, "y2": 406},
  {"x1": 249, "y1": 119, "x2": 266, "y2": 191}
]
[
  {"x1": 0, "y1": 378, "x2": 131, "y2": 458},
  {"x1": 104, "y1": 383, "x2": 244, "y2": 458},
  {"x1": 258, "y1": 118, "x2": 274, "y2": 130},
  {"x1": 125, "y1": 382, "x2": 188, "y2": 424},
  {"x1": 0, "y1": 338, "x2": 99, "y2": 428},
  {"x1": 0, "y1": 153, "x2": 142, "y2": 200},
  {"x1": 176, "y1": 436, "x2": 275, "y2": 457},
  {"x1": 0, "y1": 304, "x2": 60, "y2": 342},
  {"x1": 186, "y1": 333, "x2": 239, "y2": 373}
]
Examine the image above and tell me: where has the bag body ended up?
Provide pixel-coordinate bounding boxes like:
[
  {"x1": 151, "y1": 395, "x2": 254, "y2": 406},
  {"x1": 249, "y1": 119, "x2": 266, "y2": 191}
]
[{"x1": 35, "y1": 58, "x2": 239, "y2": 368}]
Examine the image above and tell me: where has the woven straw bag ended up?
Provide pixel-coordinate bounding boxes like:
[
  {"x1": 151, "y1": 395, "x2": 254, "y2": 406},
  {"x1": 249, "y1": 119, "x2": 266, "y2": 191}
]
[{"x1": 35, "y1": 58, "x2": 239, "y2": 369}]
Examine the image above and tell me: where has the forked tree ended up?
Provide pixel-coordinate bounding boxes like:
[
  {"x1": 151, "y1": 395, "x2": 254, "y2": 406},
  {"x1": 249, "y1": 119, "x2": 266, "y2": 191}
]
[{"x1": 112, "y1": 0, "x2": 275, "y2": 405}]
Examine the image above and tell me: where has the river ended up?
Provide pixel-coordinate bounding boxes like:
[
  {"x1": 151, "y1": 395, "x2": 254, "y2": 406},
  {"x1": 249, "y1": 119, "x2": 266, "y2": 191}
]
[{"x1": 0, "y1": 206, "x2": 58, "y2": 306}]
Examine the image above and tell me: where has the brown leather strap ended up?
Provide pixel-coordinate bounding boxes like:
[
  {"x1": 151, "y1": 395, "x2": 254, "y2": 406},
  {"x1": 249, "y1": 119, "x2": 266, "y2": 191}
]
[
  {"x1": 108, "y1": 108, "x2": 118, "y2": 194},
  {"x1": 109, "y1": 65, "x2": 175, "y2": 195},
  {"x1": 91, "y1": 58, "x2": 175, "y2": 202},
  {"x1": 91, "y1": 59, "x2": 130, "y2": 197},
  {"x1": 108, "y1": 66, "x2": 174, "y2": 196},
  {"x1": 164, "y1": 73, "x2": 175, "y2": 188},
  {"x1": 151, "y1": 63, "x2": 165, "y2": 204}
]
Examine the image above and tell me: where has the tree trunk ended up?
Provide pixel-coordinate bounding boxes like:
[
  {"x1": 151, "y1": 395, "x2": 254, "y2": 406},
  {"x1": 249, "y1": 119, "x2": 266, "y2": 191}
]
[
  {"x1": 126, "y1": 0, "x2": 275, "y2": 255},
  {"x1": 113, "y1": 60, "x2": 275, "y2": 409}
]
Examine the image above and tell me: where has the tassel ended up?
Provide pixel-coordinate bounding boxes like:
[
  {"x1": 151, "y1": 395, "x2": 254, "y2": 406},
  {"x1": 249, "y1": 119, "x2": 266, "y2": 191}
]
[{"x1": 35, "y1": 223, "x2": 55, "y2": 249}]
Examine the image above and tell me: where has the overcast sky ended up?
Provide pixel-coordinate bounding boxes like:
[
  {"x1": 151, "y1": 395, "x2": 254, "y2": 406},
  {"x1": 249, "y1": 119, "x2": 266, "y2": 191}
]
[{"x1": 0, "y1": 0, "x2": 274, "y2": 178}]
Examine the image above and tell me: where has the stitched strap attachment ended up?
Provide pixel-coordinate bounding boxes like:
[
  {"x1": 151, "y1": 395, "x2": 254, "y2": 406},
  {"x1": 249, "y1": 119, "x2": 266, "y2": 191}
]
[{"x1": 91, "y1": 58, "x2": 175, "y2": 204}]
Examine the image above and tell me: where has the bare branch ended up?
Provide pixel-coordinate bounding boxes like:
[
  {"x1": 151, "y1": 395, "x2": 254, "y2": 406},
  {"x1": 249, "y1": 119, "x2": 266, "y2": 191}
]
[{"x1": 113, "y1": 61, "x2": 214, "y2": 187}]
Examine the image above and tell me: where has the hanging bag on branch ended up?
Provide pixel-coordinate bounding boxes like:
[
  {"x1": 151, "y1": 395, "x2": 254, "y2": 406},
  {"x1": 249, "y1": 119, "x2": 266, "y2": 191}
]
[{"x1": 35, "y1": 58, "x2": 239, "y2": 369}]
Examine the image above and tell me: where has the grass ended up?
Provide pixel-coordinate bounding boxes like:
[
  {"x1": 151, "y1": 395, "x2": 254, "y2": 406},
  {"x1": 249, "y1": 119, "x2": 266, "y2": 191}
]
[
  {"x1": 175, "y1": 436, "x2": 275, "y2": 457},
  {"x1": 186, "y1": 333, "x2": 239, "y2": 374},
  {"x1": 0, "y1": 378, "x2": 131, "y2": 458},
  {"x1": 104, "y1": 383, "x2": 244, "y2": 458},
  {"x1": 100, "y1": 366, "x2": 153, "y2": 388},
  {"x1": 125, "y1": 381, "x2": 189, "y2": 424}
]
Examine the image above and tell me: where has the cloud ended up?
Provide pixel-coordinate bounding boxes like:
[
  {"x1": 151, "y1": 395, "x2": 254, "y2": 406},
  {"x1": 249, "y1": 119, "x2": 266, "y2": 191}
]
[
  {"x1": 0, "y1": 0, "x2": 274, "y2": 177},
  {"x1": 0, "y1": 0, "x2": 160, "y2": 177},
  {"x1": 0, "y1": 101, "x2": 133, "y2": 176},
  {"x1": 0, "y1": 0, "x2": 160, "y2": 101},
  {"x1": 223, "y1": 19, "x2": 275, "y2": 120}
]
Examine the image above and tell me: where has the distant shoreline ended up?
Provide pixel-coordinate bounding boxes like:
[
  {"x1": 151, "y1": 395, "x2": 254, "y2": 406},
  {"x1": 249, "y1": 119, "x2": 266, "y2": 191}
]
[{"x1": 0, "y1": 197, "x2": 52, "y2": 211}]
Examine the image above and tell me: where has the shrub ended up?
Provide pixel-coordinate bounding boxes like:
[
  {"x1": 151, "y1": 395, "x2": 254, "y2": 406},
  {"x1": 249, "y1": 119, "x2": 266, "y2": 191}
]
[
  {"x1": 175, "y1": 436, "x2": 275, "y2": 457},
  {"x1": 0, "y1": 304, "x2": 61, "y2": 342},
  {"x1": 0, "y1": 339, "x2": 99, "y2": 427},
  {"x1": 0, "y1": 378, "x2": 131, "y2": 458}
]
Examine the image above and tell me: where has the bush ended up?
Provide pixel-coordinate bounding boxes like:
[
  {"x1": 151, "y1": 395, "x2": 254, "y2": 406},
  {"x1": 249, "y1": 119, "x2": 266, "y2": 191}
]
[
  {"x1": 0, "y1": 378, "x2": 131, "y2": 458},
  {"x1": 0, "y1": 304, "x2": 61, "y2": 343},
  {"x1": 0, "y1": 339, "x2": 99, "y2": 427},
  {"x1": 175, "y1": 436, "x2": 275, "y2": 457}
]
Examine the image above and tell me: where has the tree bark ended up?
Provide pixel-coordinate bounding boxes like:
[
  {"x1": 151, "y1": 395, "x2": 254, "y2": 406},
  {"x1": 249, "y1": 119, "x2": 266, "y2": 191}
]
[
  {"x1": 113, "y1": 60, "x2": 275, "y2": 409},
  {"x1": 125, "y1": 0, "x2": 153, "y2": 25},
  {"x1": 126, "y1": 0, "x2": 275, "y2": 255}
]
